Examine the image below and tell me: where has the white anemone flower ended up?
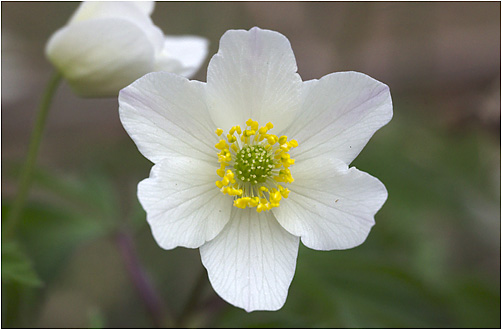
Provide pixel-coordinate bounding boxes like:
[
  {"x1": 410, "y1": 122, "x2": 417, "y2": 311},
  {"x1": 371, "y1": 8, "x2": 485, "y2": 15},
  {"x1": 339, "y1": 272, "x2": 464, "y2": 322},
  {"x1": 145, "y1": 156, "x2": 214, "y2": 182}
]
[
  {"x1": 119, "y1": 27, "x2": 392, "y2": 312},
  {"x1": 46, "y1": 1, "x2": 208, "y2": 97}
]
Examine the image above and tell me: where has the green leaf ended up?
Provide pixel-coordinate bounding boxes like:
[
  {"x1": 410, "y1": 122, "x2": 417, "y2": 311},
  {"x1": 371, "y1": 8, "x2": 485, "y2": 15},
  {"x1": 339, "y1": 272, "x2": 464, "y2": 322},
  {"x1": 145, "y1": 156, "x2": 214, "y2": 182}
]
[
  {"x1": 2, "y1": 240, "x2": 42, "y2": 287},
  {"x1": 2, "y1": 201, "x2": 108, "y2": 283},
  {"x1": 4, "y1": 162, "x2": 119, "y2": 221},
  {"x1": 1, "y1": 198, "x2": 113, "y2": 327}
]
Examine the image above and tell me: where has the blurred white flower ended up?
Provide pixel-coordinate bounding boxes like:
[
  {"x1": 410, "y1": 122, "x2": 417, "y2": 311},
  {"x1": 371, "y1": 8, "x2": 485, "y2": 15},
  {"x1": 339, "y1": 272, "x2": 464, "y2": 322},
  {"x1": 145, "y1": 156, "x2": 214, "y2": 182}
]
[
  {"x1": 119, "y1": 27, "x2": 392, "y2": 312},
  {"x1": 46, "y1": 1, "x2": 208, "y2": 97}
]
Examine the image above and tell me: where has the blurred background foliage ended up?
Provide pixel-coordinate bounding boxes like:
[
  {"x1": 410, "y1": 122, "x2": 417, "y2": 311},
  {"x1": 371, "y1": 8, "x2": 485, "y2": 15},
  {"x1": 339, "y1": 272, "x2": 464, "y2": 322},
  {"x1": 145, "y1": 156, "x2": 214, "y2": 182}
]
[{"x1": 2, "y1": 1, "x2": 500, "y2": 328}]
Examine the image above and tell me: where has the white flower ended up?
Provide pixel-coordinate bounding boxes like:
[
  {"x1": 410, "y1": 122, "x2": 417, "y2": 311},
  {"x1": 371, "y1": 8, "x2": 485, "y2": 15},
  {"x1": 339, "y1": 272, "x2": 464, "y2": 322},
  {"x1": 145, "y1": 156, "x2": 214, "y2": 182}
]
[
  {"x1": 46, "y1": 1, "x2": 208, "y2": 97},
  {"x1": 119, "y1": 27, "x2": 392, "y2": 312}
]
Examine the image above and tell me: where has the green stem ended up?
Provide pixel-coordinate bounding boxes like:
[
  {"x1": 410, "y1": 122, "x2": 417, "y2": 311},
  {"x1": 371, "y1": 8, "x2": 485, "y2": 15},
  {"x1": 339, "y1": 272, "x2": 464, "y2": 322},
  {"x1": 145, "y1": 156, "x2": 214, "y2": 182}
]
[{"x1": 4, "y1": 72, "x2": 62, "y2": 237}]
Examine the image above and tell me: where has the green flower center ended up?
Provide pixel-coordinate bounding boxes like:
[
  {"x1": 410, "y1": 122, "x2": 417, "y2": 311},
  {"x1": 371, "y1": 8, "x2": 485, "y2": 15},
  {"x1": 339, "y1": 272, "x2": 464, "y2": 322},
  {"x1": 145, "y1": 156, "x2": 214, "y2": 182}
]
[{"x1": 234, "y1": 145, "x2": 274, "y2": 184}]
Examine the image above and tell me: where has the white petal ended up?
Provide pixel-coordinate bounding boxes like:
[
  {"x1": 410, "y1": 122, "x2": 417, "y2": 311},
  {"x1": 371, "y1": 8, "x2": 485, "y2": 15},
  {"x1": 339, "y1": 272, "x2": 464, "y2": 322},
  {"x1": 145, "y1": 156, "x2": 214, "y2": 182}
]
[
  {"x1": 273, "y1": 155, "x2": 387, "y2": 251},
  {"x1": 154, "y1": 36, "x2": 209, "y2": 78},
  {"x1": 68, "y1": 1, "x2": 164, "y2": 52},
  {"x1": 131, "y1": 1, "x2": 155, "y2": 15},
  {"x1": 138, "y1": 157, "x2": 231, "y2": 249},
  {"x1": 206, "y1": 27, "x2": 302, "y2": 132},
  {"x1": 70, "y1": 2, "x2": 144, "y2": 22},
  {"x1": 119, "y1": 72, "x2": 217, "y2": 164},
  {"x1": 287, "y1": 72, "x2": 393, "y2": 165},
  {"x1": 46, "y1": 19, "x2": 154, "y2": 97},
  {"x1": 200, "y1": 209, "x2": 299, "y2": 312}
]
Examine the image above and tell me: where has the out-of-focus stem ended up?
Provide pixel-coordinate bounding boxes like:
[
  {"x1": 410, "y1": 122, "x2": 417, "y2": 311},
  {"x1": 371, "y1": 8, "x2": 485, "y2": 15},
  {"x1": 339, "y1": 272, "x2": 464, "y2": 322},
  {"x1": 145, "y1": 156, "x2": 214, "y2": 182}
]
[
  {"x1": 115, "y1": 230, "x2": 172, "y2": 328},
  {"x1": 176, "y1": 267, "x2": 208, "y2": 327},
  {"x1": 4, "y1": 72, "x2": 62, "y2": 237}
]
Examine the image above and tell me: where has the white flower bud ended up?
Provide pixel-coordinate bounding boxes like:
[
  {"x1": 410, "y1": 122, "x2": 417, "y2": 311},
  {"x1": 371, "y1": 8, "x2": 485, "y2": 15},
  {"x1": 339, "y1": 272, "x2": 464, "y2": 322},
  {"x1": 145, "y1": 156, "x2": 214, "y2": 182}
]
[{"x1": 45, "y1": 1, "x2": 208, "y2": 97}]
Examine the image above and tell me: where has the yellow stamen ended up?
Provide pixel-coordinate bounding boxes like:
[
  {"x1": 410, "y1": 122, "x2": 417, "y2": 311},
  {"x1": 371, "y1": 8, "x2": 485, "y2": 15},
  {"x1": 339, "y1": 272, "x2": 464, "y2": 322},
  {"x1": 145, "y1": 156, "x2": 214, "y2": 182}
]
[{"x1": 213, "y1": 119, "x2": 298, "y2": 212}]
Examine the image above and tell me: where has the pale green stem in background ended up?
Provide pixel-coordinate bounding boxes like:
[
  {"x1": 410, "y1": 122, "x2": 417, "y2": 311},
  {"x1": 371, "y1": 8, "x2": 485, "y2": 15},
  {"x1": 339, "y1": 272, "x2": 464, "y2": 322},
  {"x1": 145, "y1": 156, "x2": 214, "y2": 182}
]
[{"x1": 4, "y1": 72, "x2": 62, "y2": 237}]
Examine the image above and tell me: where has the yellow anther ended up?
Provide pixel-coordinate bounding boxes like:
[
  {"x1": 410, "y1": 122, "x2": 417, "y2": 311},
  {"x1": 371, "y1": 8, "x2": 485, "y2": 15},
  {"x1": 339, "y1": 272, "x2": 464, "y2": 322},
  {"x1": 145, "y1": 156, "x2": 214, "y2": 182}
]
[
  {"x1": 249, "y1": 197, "x2": 259, "y2": 207},
  {"x1": 267, "y1": 135, "x2": 278, "y2": 144},
  {"x1": 236, "y1": 126, "x2": 242, "y2": 135},
  {"x1": 222, "y1": 186, "x2": 242, "y2": 196},
  {"x1": 218, "y1": 150, "x2": 232, "y2": 163},
  {"x1": 266, "y1": 122, "x2": 274, "y2": 129},
  {"x1": 289, "y1": 139, "x2": 298, "y2": 148},
  {"x1": 229, "y1": 126, "x2": 236, "y2": 135},
  {"x1": 231, "y1": 144, "x2": 238, "y2": 152},
  {"x1": 279, "y1": 136, "x2": 288, "y2": 145},
  {"x1": 280, "y1": 145, "x2": 291, "y2": 153},
  {"x1": 270, "y1": 191, "x2": 282, "y2": 203},
  {"x1": 215, "y1": 128, "x2": 223, "y2": 136},
  {"x1": 281, "y1": 188, "x2": 290, "y2": 198},
  {"x1": 215, "y1": 181, "x2": 223, "y2": 188},
  {"x1": 257, "y1": 203, "x2": 266, "y2": 213},
  {"x1": 215, "y1": 140, "x2": 228, "y2": 150},
  {"x1": 258, "y1": 126, "x2": 268, "y2": 134},
  {"x1": 227, "y1": 134, "x2": 236, "y2": 143},
  {"x1": 257, "y1": 199, "x2": 271, "y2": 212},
  {"x1": 216, "y1": 168, "x2": 225, "y2": 177},
  {"x1": 283, "y1": 160, "x2": 293, "y2": 167},
  {"x1": 244, "y1": 129, "x2": 256, "y2": 137},
  {"x1": 260, "y1": 186, "x2": 269, "y2": 192},
  {"x1": 234, "y1": 197, "x2": 250, "y2": 209},
  {"x1": 245, "y1": 119, "x2": 258, "y2": 130}
]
